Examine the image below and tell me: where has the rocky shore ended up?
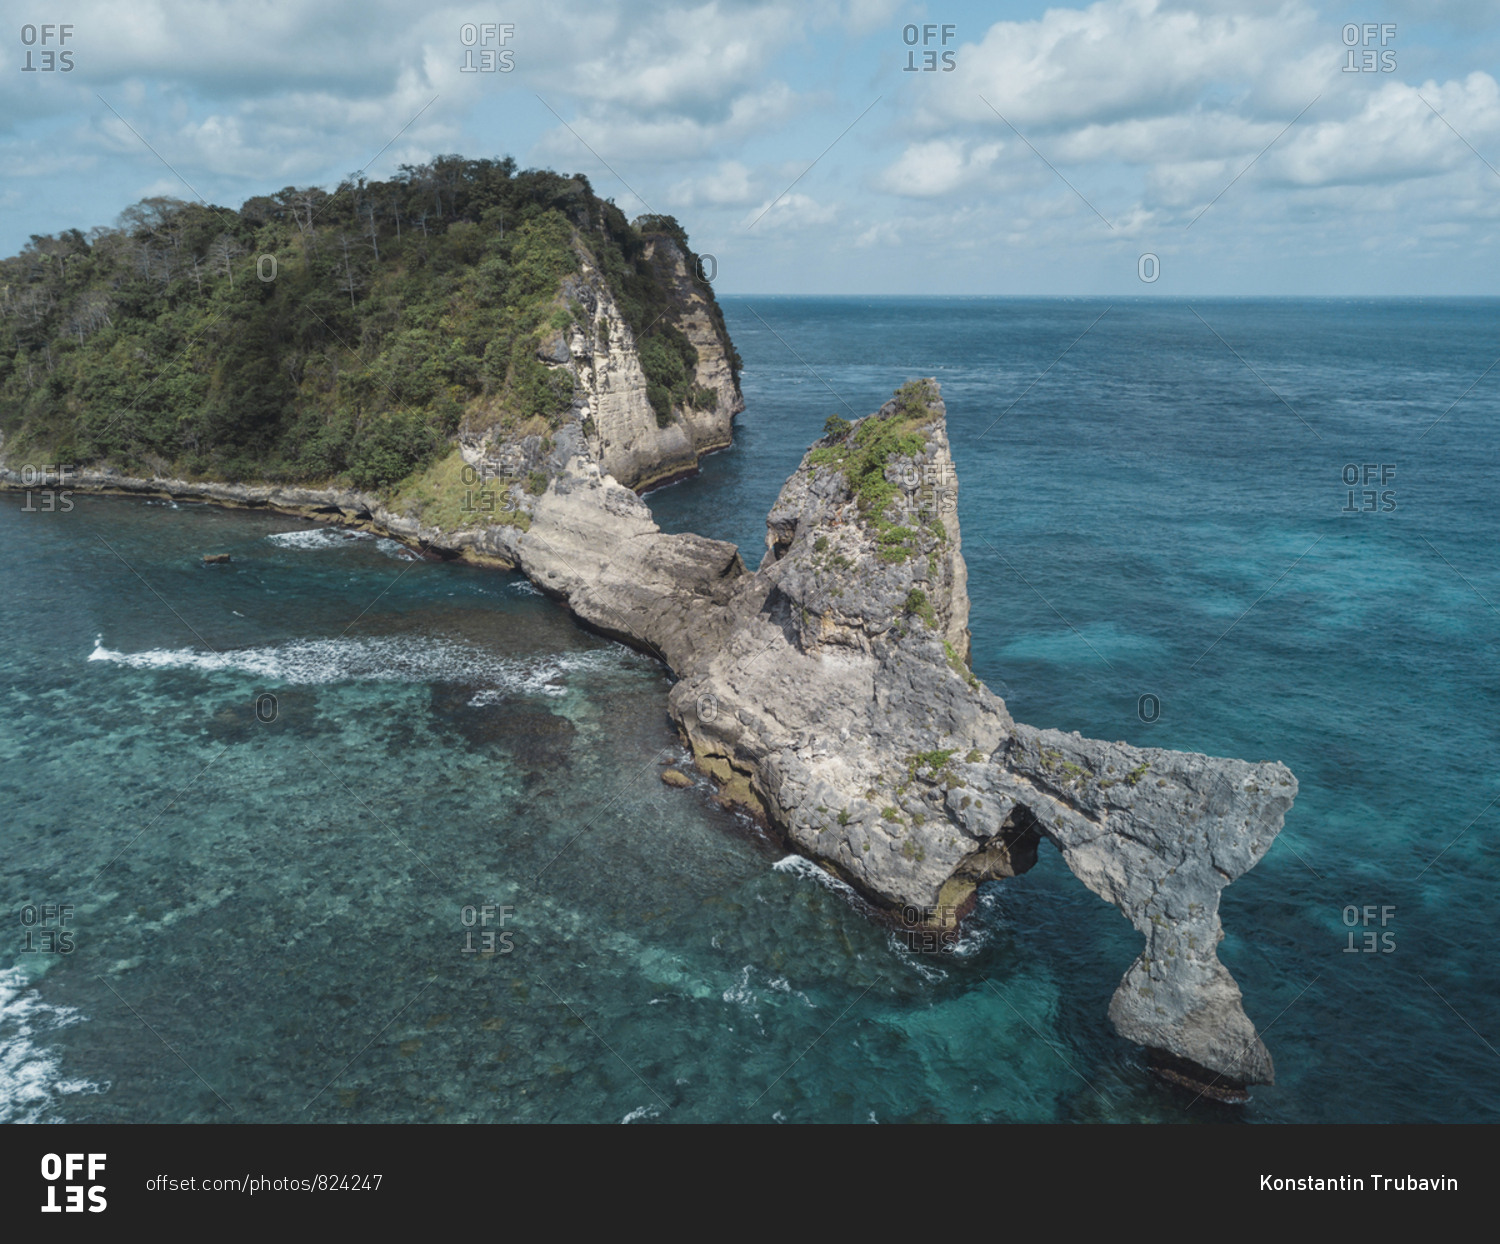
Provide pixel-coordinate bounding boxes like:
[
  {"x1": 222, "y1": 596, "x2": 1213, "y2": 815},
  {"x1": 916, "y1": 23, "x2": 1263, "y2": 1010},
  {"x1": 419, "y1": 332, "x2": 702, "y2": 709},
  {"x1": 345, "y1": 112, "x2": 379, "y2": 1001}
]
[{"x1": 1, "y1": 377, "x2": 1297, "y2": 1100}]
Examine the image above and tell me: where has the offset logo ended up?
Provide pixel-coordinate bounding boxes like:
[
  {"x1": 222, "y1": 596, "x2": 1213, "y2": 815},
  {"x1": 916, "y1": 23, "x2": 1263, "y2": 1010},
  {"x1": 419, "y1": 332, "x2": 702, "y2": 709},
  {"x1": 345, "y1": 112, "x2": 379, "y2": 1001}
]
[
  {"x1": 40, "y1": 1154, "x2": 106, "y2": 1213},
  {"x1": 1342, "y1": 23, "x2": 1396, "y2": 73},
  {"x1": 459, "y1": 904, "x2": 515, "y2": 955},
  {"x1": 1343, "y1": 904, "x2": 1396, "y2": 953},
  {"x1": 459, "y1": 22, "x2": 515, "y2": 72},
  {"x1": 20, "y1": 903, "x2": 74, "y2": 953},
  {"x1": 1342, "y1": 463, "x2": 1396, "y2": 513},
  {"x1": 19, "y1": 23, "x2": 75, "y2": 72},
  {"x1": 17, "y1": 463, "x2": 74, "y2": 513},
  {"x1": 901, "y1": 23, "x2": 956, "y2": 72}
]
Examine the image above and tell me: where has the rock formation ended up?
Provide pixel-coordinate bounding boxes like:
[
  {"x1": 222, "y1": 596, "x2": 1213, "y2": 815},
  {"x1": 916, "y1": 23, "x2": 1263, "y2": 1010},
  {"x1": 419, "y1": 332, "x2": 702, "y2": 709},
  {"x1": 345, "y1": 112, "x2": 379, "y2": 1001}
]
[
  {"x1": 499, "y1": 378, "x2": 1297, "y2": 1098},
  {"x1": 479, "y1": 232, "x2": 744, "y2": 496},
  {"x1": 1, "y1": 377, "x2": 1297, "y2": 1099}
]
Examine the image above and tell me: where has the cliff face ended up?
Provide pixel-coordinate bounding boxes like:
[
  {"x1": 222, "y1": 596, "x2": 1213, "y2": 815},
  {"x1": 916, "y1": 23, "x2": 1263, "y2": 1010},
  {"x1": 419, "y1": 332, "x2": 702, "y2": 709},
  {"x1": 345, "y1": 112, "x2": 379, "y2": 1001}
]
[
  {"x1": 553, "y1": 237, "x2": 743, "y2": 493},
  {"x1": 644, "y1": 239, "x2": 742, "y2": 460}
]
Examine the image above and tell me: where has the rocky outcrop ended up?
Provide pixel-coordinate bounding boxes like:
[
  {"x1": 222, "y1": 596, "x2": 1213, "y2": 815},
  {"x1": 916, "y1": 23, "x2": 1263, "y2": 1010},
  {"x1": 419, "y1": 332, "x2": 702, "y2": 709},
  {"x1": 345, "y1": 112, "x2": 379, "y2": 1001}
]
[
  {"x1": 491, "y1": 380, "x2": 1298, "y2": 1098},
  {"x1": 3, "y1": 379, "x2": 1297, "y2": 1098}
]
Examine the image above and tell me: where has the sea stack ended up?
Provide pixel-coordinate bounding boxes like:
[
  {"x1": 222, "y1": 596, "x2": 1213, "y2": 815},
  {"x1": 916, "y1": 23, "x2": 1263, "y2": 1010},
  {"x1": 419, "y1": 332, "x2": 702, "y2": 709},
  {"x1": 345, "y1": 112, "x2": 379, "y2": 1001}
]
[
  {"x1": 505, "y1": 378, "x2": 1297, "y2": 1097},
  {"x1": 4, "y1": 367, "x2": 1299, "y2": 1097}
]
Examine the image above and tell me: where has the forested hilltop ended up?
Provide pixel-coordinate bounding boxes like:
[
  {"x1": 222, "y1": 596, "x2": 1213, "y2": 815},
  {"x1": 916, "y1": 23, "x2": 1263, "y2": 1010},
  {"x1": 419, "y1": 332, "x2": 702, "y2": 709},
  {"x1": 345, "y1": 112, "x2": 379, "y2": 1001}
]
[{"x1": 0, "y1": 157, "x2": 740, "y2": 491}]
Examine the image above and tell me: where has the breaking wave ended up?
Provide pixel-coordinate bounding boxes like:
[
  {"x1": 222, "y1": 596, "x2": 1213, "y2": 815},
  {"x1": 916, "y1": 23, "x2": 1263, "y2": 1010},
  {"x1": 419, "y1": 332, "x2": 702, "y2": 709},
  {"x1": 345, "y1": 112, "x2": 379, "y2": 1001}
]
[
  {"x1": 87, "y1": 634, "x2": 632, "y2": 696},
  {"x1": 263, "y1": 528, "x2": 371, "y2": 550},
  {"x1": 0, "y1": 968, "x2": 108, "y2": 1124}
]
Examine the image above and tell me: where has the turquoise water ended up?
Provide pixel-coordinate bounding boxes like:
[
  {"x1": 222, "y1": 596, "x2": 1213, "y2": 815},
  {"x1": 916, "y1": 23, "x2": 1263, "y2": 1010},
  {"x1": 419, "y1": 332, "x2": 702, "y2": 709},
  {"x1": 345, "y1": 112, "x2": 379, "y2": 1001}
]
[{"x1": 4, "y1": 297, "x2": 1497, "y2": 1122}]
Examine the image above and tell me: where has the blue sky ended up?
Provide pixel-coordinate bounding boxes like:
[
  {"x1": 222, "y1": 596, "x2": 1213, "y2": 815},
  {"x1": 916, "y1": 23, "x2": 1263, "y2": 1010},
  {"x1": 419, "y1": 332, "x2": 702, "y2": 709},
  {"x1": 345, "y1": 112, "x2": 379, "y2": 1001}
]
[{"x1": 4, "y1": 0, "x2": 1499, "y2": 293}]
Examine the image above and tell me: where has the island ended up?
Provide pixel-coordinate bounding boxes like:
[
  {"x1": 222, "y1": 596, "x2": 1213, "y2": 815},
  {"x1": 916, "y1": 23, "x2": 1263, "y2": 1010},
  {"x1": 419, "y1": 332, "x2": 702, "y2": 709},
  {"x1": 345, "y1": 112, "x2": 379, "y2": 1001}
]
[{"x1": 0, "y1": 161, "x2": 1298, "y2": 1100}]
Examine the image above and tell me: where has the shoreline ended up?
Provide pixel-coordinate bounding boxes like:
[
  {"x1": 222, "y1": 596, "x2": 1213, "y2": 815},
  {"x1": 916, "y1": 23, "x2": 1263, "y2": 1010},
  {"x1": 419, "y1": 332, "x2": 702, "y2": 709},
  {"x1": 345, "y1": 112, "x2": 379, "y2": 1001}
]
[
  {"x1": 0, "y1": 444, "x2": 734, "y2": 566},
  {"x1": 0, "y1": 466, "x2": 516, "y2": 567},
  {"x1": 0, "y1": 392, "x2": 1298, "y2": 1100}
]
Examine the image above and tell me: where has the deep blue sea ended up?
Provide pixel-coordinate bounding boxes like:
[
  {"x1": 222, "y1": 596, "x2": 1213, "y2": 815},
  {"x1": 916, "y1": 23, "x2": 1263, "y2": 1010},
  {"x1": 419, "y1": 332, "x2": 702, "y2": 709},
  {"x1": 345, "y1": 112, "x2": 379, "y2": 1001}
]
[{"x1": 3, "y1": 297, "x2": 1496, "y2": 1123}]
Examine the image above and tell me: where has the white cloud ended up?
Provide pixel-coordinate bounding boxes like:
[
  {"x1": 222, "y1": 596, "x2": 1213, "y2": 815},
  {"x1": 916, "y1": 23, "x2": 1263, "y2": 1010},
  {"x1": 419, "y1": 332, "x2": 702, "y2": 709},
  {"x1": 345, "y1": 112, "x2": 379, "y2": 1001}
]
[
  {"x1": 533, "y1": 81, "x2": 806, "y2": 166},
  {"x1": 855, "y1": 219, "x2": 901, "y2": 247},
  {"x1": 876, "y1": 138, "x2": 1004, "y2": 197},
  {"x1": 1272, "y1": 74, "x2": 1500, "y2": 188},
  {"x1": 4, "y1": 0, "x2": 1500, "y2": 289},
  {"x1": 872, "y1": 0, "x2": 1500, "y2": 244},
  {"x1": 839, "y1": 0, "x2": 904, "y2": 37},
  {"x1": 669, "y1": 160, "x2": 758, "y2": 206},
  {"x1": 740, "y1": 191, "x2": 840, "y2": 231},
  {"x1": 921, "y1": 0, "x2": 1326, "y2": 133}
]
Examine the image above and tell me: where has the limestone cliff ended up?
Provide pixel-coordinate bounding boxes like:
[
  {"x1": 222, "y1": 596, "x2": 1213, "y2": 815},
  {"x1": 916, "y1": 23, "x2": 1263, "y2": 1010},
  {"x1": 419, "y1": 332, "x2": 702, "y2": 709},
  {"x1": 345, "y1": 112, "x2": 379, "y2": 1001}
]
[{"x1": 467, "y1": 232, "x2": 743, "y2": 497}]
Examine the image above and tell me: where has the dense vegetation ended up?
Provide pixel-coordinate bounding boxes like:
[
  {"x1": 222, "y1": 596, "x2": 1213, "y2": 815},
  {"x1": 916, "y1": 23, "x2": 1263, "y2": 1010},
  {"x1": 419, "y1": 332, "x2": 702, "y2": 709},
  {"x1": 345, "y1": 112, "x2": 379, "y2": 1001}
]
[
  {"x1": 0, "y1": 156, "x2": 739, "y2": 489},
  {"x1": 808, "y1": 378, "x2": 942, "y2": 563}
]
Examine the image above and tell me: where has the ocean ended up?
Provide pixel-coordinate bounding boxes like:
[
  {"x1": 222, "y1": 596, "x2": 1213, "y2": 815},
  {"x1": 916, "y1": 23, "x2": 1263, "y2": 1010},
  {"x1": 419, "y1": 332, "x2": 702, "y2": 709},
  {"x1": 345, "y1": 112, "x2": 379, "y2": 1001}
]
[{"x1": 2, "y1": 296, "x2": 1496, "y2": 1123}]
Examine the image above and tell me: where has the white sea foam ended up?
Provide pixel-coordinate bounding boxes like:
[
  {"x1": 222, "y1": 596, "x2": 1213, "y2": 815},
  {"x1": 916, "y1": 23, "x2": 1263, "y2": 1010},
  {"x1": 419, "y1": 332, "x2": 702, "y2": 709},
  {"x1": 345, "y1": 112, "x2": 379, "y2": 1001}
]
[
  {"x1": 0, "y1": 968, "x2": 108, "y2": 1124},
  {"x1": 944, "y1": 890, "x2": 999, "y2": 959},
  {"x1": 508, "y1": 579, "x2": 543, "y2": 596},
  {"x1": 263, "y1": 527, "x2": 371, "y2": 550},
  {"x1": 468, "y1": 683, "x2": 566, "y2": 702},
  {"x1": 720, "y1": 965, "x2": 816, "y2": 1014},
  {"x1": 88, "y1": 634, "x2": 628, "y2": 697},
  {"x1": 766, "y1": 975, "x2": 817, "y2": 1008},
  {"x1": 886, "y1": 932, "x2": 949, "y2": 983},
  {"x1": 772, "y1": 853, "x2": 859, "y2": 901},
  {"x1": 621, "y1": 1105, "x2": 660, "y2": 1124},
  {"x1": 264, "y1": 528, "x2": 419, "y2": 560},
  {"x1": 721, "y1": 965, "x2": 758, "y2": 1008},
  {"x1": 774, "y1": 851, "x2": 988, "y2": 974},
  {"x1": 375, "y1": 538, "x2": 420, "y2": 562}
]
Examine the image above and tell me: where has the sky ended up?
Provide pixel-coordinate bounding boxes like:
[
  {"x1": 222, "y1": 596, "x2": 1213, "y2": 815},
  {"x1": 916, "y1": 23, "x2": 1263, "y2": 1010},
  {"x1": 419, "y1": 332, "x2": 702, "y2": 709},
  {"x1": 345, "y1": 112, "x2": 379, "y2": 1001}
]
[{"x1": 3, "y1": 0, "x2": 1499, "y2": 294}]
